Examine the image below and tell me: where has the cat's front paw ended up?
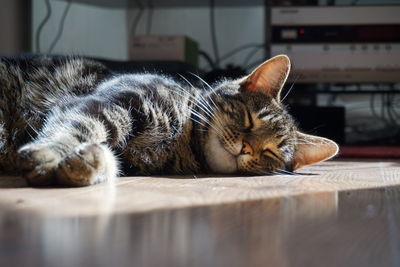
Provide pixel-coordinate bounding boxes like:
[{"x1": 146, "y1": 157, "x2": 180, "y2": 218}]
[
  {"x1": 18, "y1": 144, "x2": 61, "y2": 186},
  {"x1": 56, "y1": 143, "x2": 116, "y2": 186}
]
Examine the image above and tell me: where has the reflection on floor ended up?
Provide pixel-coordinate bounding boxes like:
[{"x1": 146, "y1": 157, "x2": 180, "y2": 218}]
[{"x1": 0, "y1": 159, "x2": 400, "y2": 267}]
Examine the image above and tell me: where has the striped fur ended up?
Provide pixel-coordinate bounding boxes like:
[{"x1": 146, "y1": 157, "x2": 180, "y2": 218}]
[{"x1": 0, "y1": 55, "x2": 335, "y2": 186}]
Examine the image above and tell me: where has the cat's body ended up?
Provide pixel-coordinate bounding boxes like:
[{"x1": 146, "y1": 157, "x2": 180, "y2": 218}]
[{"x1": 0, "y1": 55, "x2": 338, "y2": 186}]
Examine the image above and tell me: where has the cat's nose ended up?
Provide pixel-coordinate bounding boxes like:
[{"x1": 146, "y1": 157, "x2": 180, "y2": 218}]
[{"x1": 240, "y1": 141, "x2": 253, "y2": 156}]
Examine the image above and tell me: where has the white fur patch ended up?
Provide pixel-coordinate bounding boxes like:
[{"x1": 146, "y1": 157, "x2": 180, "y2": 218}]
[{"x1": 204, "y1": 130, "x2": 237, "y2": 173}]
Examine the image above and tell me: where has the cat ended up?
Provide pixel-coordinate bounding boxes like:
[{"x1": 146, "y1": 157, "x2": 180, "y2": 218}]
[{"x1": 0, "y1": 54, "x2": 338, "y2": 187}]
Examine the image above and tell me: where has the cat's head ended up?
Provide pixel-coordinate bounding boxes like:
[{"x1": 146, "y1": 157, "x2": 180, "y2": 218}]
[{"x1": 201, "y1": 55, "x2": 338, "y2": 175}]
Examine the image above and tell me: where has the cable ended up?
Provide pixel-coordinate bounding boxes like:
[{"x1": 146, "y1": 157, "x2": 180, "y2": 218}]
[
  {"x1": 243, "y1": 45, "x2": 265, "y2": 69},
  {"x1": 129, "y1": 0, "x2": 144, "y2": 36},
  {"x1": 370, "y1": 94, "x2": 380, "y2": 120},
  {"x1": 35, "y1": 0, "x2": 52, "y2": 53},
  {"x1": 389, "y1": 91, "x2": 400, "y2": 121},
  {"x1": 199, "y1": 49, "x2": 216, "y2": 70},
  {"x1": 385, "y1": 91, "x2": 399, "y2": 126},
  {"x1": 245, "y1": 58, "x2": 265, "y2": 72},
  {"x1": 387, "y1": 95, "x2": 397, "y2": 126},
  {"x1": 218, "y1": 43, "x2": 264, "y2": 64},
  {"x1": 48, "y1": 0, "x2": 72, "y2": 54},
  {"x1": 381, "y1": 92, "x2": 387, "y2": 125},
  {"x1": 209, "y1": 0, "x2": 220, "y2": 67},
  {"x1": 146, "y1": 0, "x2": 154, "y2": 35}
]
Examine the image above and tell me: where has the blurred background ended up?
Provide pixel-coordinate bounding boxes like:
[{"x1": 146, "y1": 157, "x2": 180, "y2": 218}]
[{"x1": 1, "y1": 0, "x2": 400, "y2": 156}]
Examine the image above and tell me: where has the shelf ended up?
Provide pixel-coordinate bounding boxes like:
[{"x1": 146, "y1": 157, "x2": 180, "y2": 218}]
[{"x1": 56, "y1": 0, "x2": 265, "y2": 8}]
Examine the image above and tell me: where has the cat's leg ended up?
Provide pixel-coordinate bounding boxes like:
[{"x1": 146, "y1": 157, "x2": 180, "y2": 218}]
[
  {"x1": 56, "y1": 142, "x2": 118, "y2": 186},
  {"x1": 19, "y1": 140, "x2": 116, "y2": 187},
  {"x1": 0, "y1": 121, "x2": 11, "y2": 173},
  {"x1": 18, "y1": 100, "x2": 131, "y2": 186},
  {"x1": 18, "y1": 142, "x2": 63, "y2": 186}
]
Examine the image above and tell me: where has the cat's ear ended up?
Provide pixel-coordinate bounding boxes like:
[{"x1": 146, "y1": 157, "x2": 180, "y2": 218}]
[
  {"x1": 292, "y1": 132, "x2": 339, "y2": 170},
  {"x1": 240, "y1": 54, "x2": 290, "y2": 101}
]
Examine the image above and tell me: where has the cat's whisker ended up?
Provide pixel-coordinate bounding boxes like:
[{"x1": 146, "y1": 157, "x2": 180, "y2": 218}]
[
  {"x1": 176, "y1": 84, "x2": 219, "y2": 120},
  {"x1": 281, "y1": 73, "x2": 300, "y2": 102},
  {"x1": 254, "y1": 169, "x2": 274, "y2": 176},
  {"x1": 173, "y1": 85, "x2": 215, "y2": 118},
  {"x1": 270, "y1": 170, "x2": 282, "y2": 176},
  {"x1": 189, "y1": 114, "x2": 223, "y2": 138},
  {"x1": 294, "y1": 141, "x2": 321, "y2": 146},
  {"x1": 293, "y1": 142, "x2": 315, "y2": 145},
  {"x1": 203, "y1": 119, "x2": 225, "y2": 138},
  {"x1": 195, "y1": 72, "x2": 223, "y2": 109},
  {"x1": 187, "y1": 72, "x2": 220, "y2": 111},
  {"x1": 199, "y1": 94, "x2": 220, "y2": 117},
  {"x1": 201, "y1": 87, "x2": 220, "y2": 112},
  {"x1": 25, "y1": 121, "x2": 40, "y2": 136},
  {"x1": 203, "y1": 89, "x2": 220, "y2": 111},
  {"x1": 177, "y1": 73, "x2": 195, "y2": 89},
  {"x1": 194, "y1": 97, "x2": 217, "y2": 118},
  {"x1": 189, "y1": 117, "x2": 208, "y2": 129},
  {"x1": 190, "y1": 109, "x2": 224, "y2": 137},
  {"x1": 293, "y1": 137, "x2": 325, "y2": 146},
  {"x1": 25, "y1": 129, "x2": 35, "y2": 140},
  {"x1": 183, "y1": 96, "x2": 223, "y2": 136},
  {"x1": 172, "y1": 97, "x2": 214, "y2": 129},
  {"x1": 172, "y1": 85, "x2": 226, "y2": 137},
  {"x1": 203, "y1": 112, "x2": 226, "y2": 139},
  {"x1": 295, "y1": 143, "x2": 318, "y2": 146},
  {"x1": 277, "y1": 168, "x2": 296, "y2": 175},
  {"x1": 189, "y1": 109, "x2": 211, "y2": 125},
  {"x1": 188, "y1": 72, "x2": 213, "y2": 91}
]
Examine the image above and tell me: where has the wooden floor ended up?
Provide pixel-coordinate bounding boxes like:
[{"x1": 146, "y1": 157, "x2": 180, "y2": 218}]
[{"x1": 1, "y1": 159, "x2": 400, "y2": 267}]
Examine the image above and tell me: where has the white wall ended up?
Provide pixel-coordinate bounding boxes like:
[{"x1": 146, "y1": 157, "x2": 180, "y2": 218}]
[
  {"x1": 32, "y1": 0, "x2": 265, "y2": 68},
  {"x1": 32, "y1": 0, "x2": 128, "y2": 60}
]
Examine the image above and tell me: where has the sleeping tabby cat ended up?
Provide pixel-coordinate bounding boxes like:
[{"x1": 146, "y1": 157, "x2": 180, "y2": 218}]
[{"x1": 0, "y1": 54, "x2": 338, "y2": 186}]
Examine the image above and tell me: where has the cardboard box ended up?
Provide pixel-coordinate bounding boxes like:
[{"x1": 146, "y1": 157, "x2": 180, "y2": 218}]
[{"x1": 128, "y1": 35, "x2": 198, "y2": 67}]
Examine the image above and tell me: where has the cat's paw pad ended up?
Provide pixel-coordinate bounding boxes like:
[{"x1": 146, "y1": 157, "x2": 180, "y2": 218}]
[
  {"x1": 56, "y1": 143, "x2": 108, "y2": 186},
  {"x1": 18, "y1": 144, "x2": 61, "y2": 186}
]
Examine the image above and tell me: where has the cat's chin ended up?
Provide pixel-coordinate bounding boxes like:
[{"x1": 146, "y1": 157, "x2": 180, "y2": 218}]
[{"x1": 204, "y1": 130, "x2": 238, "y2": 174}]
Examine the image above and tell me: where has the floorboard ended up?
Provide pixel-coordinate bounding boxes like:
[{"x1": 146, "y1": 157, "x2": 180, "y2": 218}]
[{"x1": 1, "y1": 159, "x2": 400, "y2": 267}]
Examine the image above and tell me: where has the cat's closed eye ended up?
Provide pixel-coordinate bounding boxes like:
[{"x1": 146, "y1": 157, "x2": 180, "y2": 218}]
[{"x1": 262, "y1": 149, "x2": 283, "y2": 162}]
